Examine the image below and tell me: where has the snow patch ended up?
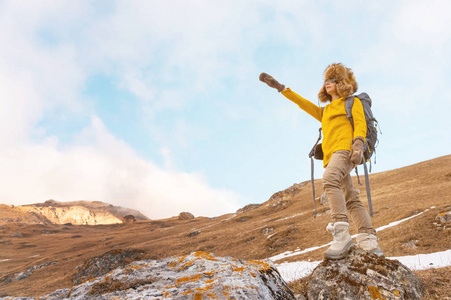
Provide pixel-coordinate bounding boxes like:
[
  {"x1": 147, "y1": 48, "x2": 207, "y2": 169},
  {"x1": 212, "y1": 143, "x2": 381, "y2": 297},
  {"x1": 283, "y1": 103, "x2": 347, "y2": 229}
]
[
  {"x1": 276, "y1": 250, "x2": 451, "y2": 283},
  {"x1": 272, "y1": 207, "x2": 451, "y2": 283},
  {"x1": 268, "y1": 207, "x2": 432, "y2": 262}
]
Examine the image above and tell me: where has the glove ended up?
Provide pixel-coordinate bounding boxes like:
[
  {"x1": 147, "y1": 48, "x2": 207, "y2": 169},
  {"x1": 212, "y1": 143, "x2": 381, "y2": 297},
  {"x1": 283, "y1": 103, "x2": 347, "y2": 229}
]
[
  {"x1": 259, "y1": 73, "x2": 286, "y2": 92},
  {"x1": 349, "y1": 136, "x2": 364, "y2": 164}
]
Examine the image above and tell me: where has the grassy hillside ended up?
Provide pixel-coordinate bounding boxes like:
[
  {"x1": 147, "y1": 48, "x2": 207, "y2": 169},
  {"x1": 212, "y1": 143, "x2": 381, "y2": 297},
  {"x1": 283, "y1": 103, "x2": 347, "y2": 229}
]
[{"x1": 0, "y1": 155, "x2": 450, "y2": 297}]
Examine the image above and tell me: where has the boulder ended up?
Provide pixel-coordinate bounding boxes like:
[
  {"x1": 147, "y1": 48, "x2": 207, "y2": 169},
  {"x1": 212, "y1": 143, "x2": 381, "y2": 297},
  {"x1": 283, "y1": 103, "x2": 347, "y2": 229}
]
[
  {"x1": 187, "y1": 230, "x2": 201, "y2": 237},
  {"x1": 320, "y1": 192, "x2": 329, "y2": 205},
  {"x1": 37, "y1": 252, "x2": 296, "y2": 299},
  {"x1": 237, "y1": 203, "x2": 261, "y2": 214},
  {"x1": 435, "y1": 208, "x2": 451, "y2": 230},
  {"x1": 268, "y1": 182, "x2": 306, "y2": 204},
  {"x1": 73, "y1": 249, "x2": 145, "y2": 285},
  {"x1": 178, "y1": 212, "x2": 195, "y2": 220},
  {"x1": 122, "y1": 214, "x2": 136, "y2": 223},
  {"x1": 306, "y1": 250, "x2": 423, "y2": 299},
  {"x1": 1, "y1": 261, "x2": 57, "y2": 286}
]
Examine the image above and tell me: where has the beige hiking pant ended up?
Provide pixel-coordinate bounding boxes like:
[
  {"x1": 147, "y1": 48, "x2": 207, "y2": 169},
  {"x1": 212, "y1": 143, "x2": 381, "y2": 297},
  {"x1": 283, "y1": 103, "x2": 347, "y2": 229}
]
[{"x1": 322, "y1": 150, "x2": 376, "y2": 235}]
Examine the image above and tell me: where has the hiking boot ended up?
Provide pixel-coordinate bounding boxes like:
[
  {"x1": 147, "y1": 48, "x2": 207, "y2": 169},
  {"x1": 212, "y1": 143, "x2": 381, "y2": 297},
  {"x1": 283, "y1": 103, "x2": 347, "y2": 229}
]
[
  {"x1": 323, "y1": 222, "x2": 355, "y2": 260},
  {"x1": 356, "y1": 233, "x2": 384, "y2": 256}
]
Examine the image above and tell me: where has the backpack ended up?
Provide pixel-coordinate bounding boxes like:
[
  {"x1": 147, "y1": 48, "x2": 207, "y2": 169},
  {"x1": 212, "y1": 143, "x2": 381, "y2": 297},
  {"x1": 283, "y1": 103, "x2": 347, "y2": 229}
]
[
  {"x1": 346, "y1": 92, "x2": 379, "y2": 166},
  {"x1": 308, "y1": 92, "x2": 380, "y2": 218}
]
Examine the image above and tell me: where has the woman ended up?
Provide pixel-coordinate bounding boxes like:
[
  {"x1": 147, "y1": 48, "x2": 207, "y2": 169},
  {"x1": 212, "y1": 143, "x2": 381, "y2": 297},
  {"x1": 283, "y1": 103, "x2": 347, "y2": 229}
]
[{"x1": 260, "y1": 63, "x2": 383, "y2": 259}]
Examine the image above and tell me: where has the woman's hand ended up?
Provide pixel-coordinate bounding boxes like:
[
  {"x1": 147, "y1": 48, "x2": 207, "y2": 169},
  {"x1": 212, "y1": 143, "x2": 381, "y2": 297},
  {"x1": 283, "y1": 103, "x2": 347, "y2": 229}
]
[
  {"x1": 350, "y1": 137, "x2": 364, "y2": 164},
  {"x1": 259, "y1": 73, "x2": 286, "y2": 92}
]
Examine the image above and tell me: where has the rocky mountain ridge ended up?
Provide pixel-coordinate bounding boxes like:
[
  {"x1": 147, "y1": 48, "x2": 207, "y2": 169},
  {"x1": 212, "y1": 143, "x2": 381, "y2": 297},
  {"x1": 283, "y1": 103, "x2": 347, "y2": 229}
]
[{"x1": 0, "y1": 200, "x2": 149, "y2": 225}]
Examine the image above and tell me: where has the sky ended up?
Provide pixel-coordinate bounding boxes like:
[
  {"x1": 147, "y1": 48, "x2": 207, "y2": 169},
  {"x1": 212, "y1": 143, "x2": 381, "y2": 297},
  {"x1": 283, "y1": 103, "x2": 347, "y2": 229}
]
[{"x1": 1, "y1": 0, "x2": 450, "y2": 219}]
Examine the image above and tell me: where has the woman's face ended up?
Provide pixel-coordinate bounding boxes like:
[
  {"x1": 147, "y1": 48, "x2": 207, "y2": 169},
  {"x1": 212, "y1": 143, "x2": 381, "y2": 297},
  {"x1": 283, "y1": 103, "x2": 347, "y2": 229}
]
[{"x1": 325, "y1": 79, "x2": 337, "y2": 96}]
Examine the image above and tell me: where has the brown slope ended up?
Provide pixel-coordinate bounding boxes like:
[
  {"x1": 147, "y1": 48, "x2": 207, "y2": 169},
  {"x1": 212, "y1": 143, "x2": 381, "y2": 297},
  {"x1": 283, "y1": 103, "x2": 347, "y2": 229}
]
[{"x1": 0, "y1": 155, "x2": 450, "y2": 297}]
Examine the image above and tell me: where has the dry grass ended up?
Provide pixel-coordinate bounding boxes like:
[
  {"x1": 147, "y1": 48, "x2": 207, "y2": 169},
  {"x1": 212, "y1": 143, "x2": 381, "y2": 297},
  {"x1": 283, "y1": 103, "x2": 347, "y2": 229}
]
[
  {"x1": 288, "y1": 275, "x2": 311, "y2": 297},
  {"x1": 88, "y1": 277, "x2": 156, "y2": 295},
  {"x1": 415, "y1": 266, "x2": 451, "y2": 299},
  {"x1": 0, "y1": 155, "x2": 450, "y2": 297}
]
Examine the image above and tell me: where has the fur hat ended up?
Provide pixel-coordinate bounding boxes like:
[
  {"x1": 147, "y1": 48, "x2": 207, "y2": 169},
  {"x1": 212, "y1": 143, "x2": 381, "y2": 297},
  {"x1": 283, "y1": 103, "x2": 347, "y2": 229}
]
[{"x1": 318, "y1": 63, "x2": 358, "y2": 103}]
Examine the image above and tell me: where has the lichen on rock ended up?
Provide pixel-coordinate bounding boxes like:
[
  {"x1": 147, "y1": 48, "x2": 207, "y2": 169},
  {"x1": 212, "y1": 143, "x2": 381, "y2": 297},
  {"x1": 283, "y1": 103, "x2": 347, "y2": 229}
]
[
  {"x1": 306, "y1": 249, "x2": 423, "y2": 299},
  {"x1": 30, "y1": 251, "x2": 296, "y2": 299}
]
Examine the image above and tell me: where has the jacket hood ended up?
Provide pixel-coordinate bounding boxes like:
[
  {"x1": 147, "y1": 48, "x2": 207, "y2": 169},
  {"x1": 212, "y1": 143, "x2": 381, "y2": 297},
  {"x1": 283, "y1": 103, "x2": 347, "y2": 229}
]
[{"x1": 318, "y1": 63, "x2": 358, "y2": 103}]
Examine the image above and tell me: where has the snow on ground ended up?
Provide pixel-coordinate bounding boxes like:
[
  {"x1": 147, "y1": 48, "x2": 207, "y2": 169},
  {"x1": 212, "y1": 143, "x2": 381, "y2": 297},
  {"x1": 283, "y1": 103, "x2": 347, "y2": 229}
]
[
  {"x1": 275, "y1": 250, "x2": 451, "y2": 283},
  {"x1": 392, "y1": 250, "x2": 451, "y2": 271},
  {"x1": 269, "y1": 207, "x2": 451, "y2": 282},
  {"x1": 269, "y1": 208, "x2": 431, "y2": 262}
]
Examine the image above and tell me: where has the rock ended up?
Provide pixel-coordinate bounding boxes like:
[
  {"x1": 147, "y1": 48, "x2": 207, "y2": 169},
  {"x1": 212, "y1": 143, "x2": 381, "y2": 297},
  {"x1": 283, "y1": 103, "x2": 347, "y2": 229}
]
[
  {"x1": 269, "y1": 200, "x2": 291, "y2": 210},
  {"x1": 268, "y1": 182, "x2": 306, "y2": 204},
  {"x1": 237, "y1": 203, "x2": 261, "y2": 214},
  {"x1": 13, "y1": 271, "x2": 31, "y2": 281},
  {"x1": 306, "y1": 250, "x2": 423, "y2": 299},
  {"x1": 237, "y1": 216, "x2": 250, "y2": 222},
  {"x1": 43, "y1": 199, "x2": 58, "y2": 206},
  {"x1": 40, "y1": 252, "x2": 296, "y2": 299},
  {"x1": 320, "y1": 192, "x2": 329, "y2": 205},
  {"x1": 178, "y1": 212, "x2": 195, "y2": 220},
  {"x1": 73, "y1": 249, "x2": 145, "y2": 285},
  {"x1": 435, "y1": 209, "x2": 451, "y2": 230},
  {"x1": 402, "y1": 239, "x2": 419, "y2": 250},
  {"x1": 246, "y1": 236, "x2": 256, "y2": 242},
  {"x1": 262, "y1": 227, "x2": 274, "y2": 235},
  {"x1": 1, "y1": 261, "x2": 58, "y2": 285},
  {"x1": 187, "y1": 230, "x2": 201, "y2": 237},
  {"x1": 122, "y1": 214, "x2": 136, "y2": 223}
]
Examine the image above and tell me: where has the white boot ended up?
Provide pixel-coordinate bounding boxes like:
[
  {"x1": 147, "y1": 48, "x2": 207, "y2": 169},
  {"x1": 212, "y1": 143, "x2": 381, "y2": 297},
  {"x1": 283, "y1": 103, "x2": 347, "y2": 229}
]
[
  {"x1": 356, "y1": 233, "x2": 384, "y2": 256},
  {"x1": 323, "y1": 222, "x2": 355, "y2": 260}
]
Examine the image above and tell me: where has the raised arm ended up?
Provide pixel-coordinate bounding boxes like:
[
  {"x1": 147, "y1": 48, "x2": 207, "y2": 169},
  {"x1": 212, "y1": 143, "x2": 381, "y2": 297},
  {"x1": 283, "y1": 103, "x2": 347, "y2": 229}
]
[{"x1": 259, "y1": 73, "x2": 322, "y2": 122}]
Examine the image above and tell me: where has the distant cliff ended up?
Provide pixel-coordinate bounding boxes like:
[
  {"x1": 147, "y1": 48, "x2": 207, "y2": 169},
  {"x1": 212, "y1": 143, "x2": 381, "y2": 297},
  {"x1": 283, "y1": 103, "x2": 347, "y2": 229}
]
[{"x1": 0, "y1": 200, "x2": 149, "y2": 225}]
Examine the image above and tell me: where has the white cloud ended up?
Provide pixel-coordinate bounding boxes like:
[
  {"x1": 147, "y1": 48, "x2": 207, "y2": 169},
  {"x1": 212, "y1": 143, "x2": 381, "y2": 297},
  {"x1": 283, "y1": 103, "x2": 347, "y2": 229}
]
[
  {"x1": 0, "y1": 1, "x2": 88, "y2": 144},
  {"x1": 392, "y1": 0, "x2": 451, "y2": 46},
  {"x1": 0, "y1": 117, "x2": 242, "y2": 219},
  {"x1": 0, "y1": 0, "x2": 244, "y2": 219},
  {"x1": 353, "y1": 0, "x2": 451, "y2": 112},
  {"x1": 79, "y1": 1, "x2": 270, "y2": 96}
]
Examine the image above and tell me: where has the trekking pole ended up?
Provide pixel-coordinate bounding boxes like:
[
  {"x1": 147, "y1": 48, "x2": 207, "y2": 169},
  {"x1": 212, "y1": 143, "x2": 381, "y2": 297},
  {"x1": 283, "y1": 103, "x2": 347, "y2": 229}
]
[
  {"x1": 363, "y1": 160, "x2": 374, "y2": 217},
  {"x1": 310, "y1": 157, "x2": 317, "y2": 218},
  {"x1": 308, "y1": 128, "x2": 322, "y2": 218}
]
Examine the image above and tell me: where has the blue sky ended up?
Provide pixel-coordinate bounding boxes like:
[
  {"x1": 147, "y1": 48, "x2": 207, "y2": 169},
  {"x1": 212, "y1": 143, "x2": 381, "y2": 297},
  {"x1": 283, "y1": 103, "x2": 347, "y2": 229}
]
[{"x1": 1, "y1": 0, "x2": 450, "y2": 219}]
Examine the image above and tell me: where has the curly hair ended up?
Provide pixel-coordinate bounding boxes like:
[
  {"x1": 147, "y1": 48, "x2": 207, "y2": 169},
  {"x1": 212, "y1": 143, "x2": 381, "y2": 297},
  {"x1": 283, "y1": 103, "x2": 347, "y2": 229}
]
[{"x1": 318, "y1": 63, "x2": 358, "y2": 103}]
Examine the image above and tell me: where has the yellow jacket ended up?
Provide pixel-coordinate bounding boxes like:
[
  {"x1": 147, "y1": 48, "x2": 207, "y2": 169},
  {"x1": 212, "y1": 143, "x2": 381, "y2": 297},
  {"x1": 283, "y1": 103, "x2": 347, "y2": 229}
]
[{"x1": 281, "y1": 88, "x2": 367, "y2": 167}]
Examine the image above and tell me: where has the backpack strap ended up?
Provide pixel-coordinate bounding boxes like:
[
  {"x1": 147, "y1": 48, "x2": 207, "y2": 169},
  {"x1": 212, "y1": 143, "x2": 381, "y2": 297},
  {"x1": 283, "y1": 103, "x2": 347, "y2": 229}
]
[
  {"x1": 346, "y1": 94, "x2": 370, "y2": 156},
  {"x1": 345, "y1": 95, "x2": 355, "y2": 129}
]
